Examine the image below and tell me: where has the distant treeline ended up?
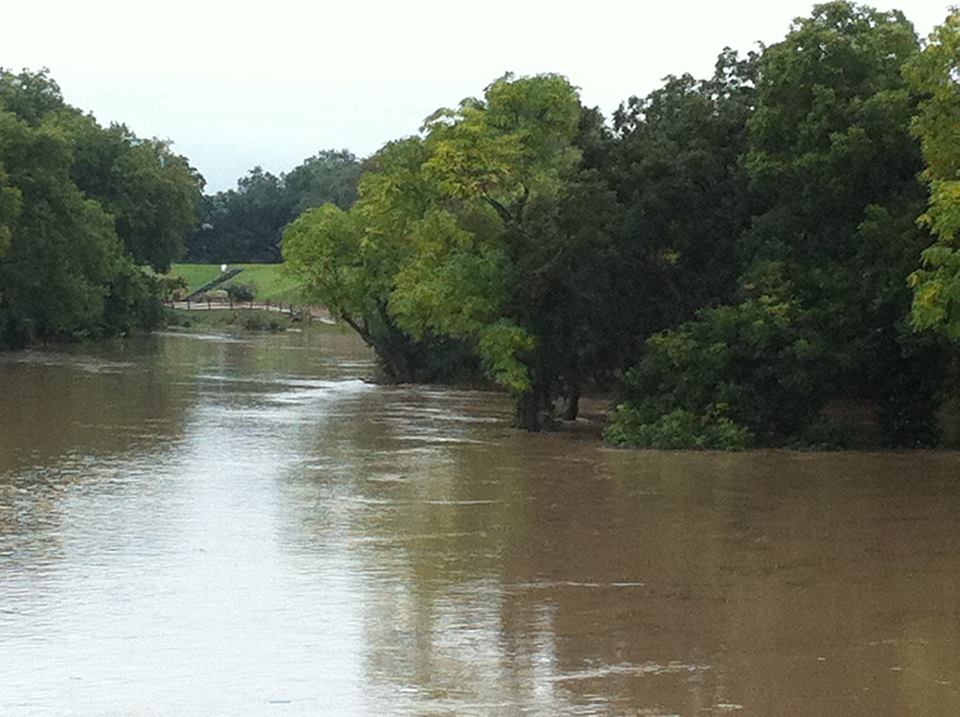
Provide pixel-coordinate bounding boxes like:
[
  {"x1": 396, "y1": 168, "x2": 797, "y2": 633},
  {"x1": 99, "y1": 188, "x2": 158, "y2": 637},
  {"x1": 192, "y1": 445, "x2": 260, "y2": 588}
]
[
  {"x1": 282, "y1": 2, "x2": 960, "y2": 448},
  {"x1": 185, "y1": 151, "x2": 361, "y2": 263}
]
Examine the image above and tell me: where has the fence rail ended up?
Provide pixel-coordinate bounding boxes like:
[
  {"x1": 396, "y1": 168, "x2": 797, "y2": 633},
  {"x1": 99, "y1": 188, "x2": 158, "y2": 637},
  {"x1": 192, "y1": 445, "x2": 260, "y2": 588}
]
[{"x1": 166, "y1": 298, "x2": 335, "y2": 324}]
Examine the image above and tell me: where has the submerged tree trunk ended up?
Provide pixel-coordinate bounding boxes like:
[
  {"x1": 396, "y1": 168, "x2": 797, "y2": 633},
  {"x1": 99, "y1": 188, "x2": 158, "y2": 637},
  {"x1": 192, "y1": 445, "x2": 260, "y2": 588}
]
[
  {"x1": 562, "y1": 382, "x2": 581, "y2": 421},
  {"x1": 516, "y1": 392, "x2": 541, "y2": 432},
  {"x1": 339, "y1": 311, "x2": 416, "y2": 384},
  {"x1": 375, "y1": 339, "x2": 416, "y2": 384},
  {"x1": 515, "y1": 389, "x2": 543, "y2": 432},
  {"x1": 374, "y1": 303, "x2": 419, "y2": 384}
]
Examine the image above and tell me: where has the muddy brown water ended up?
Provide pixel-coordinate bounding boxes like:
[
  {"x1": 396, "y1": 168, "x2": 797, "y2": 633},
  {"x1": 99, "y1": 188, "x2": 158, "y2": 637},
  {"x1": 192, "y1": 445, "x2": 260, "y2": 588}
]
[{"x1": 1, "y1": 329, "x2": 959, "y2": 715}]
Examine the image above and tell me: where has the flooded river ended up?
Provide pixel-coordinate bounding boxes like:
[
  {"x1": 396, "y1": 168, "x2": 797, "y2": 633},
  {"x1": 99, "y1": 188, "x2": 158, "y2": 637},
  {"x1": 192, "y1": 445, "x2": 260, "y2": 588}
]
[{"x1": 1, "y1": 329, "x2": 959, "y2": 715}]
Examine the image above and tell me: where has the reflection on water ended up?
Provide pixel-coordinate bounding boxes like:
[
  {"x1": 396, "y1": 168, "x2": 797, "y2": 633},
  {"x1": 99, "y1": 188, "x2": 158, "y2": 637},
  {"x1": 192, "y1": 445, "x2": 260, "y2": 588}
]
[{"x1": 2, "y1": 329, "x2": 960, "y2": 715}]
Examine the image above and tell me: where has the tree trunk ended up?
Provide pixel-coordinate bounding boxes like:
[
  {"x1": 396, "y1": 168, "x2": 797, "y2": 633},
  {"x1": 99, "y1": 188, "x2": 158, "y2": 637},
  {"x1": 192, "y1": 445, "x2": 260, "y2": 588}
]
[
  {"x1": 563, "y1": 382, "x2": 581, "y2": 421},
  {"x1": 338, "y1": 311, "x2": 414, "y2": 383},
  {"x1": 376, "y1": 342, "x2": 416, "y2": 384},
  {"x1": 515, "y1": 390, "x2": 542, "y2": 432}
]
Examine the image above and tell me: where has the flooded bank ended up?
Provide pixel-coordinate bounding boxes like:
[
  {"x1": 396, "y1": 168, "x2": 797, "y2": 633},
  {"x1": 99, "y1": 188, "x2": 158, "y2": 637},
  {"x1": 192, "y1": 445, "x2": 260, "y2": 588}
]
[{"x1": 1, "y1": 330, "x2": 959, "y2": 715}]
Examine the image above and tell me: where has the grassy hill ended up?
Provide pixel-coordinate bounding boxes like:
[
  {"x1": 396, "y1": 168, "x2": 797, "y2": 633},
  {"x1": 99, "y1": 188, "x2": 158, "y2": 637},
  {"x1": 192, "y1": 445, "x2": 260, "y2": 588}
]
[{"x1": 164, "y1": 263, "x2": 307, "y2": 304}]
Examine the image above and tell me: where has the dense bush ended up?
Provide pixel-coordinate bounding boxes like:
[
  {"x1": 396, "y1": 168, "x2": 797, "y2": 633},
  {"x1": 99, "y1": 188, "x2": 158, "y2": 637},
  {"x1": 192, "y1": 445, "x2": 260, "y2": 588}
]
[
  {"x1": 789, "y1": 416, "x2": 854, "y2": 451},
  {"x1": 226, "y1": 282, "x2": 255, "y2": 302},
  {"x1": 241, "y1": 313, "x2": 283, "y2": 332},
  {"x1": 607, "y1": 297, "x2": 827, "y2": 447},
  {"x1": 875, "y1": 335, "x2": 949, "y2": 447},
  {"x1": 156, "y1": 275, "x2": 188, "y2": 301},
  {"x1": 605, "y1": 406, "x2": 753, "y2": 451}
]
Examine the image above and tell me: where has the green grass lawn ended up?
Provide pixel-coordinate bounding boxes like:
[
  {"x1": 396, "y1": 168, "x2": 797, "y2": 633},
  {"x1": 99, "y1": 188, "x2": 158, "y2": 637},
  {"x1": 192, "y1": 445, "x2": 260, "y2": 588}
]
[
  {"x1": 164, "y1": 264, "x2": 221, "y2": 292},
  {"x1": 164, "y1": 263, "x2": 307, "y2": 304}
]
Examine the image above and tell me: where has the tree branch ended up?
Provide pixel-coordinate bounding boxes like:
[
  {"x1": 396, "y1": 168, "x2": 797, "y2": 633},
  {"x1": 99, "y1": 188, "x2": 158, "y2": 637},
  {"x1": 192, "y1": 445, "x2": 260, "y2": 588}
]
[{"x1": 483, "y1": 195, "x2": 513, "y2": 223}]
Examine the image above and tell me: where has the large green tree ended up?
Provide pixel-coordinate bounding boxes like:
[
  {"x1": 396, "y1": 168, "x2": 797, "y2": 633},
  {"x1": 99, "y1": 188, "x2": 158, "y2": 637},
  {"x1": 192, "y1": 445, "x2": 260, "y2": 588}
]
[
  {"x1": 0, "y1": 69, "x2": 202, "y2": 272},
  {"x1": 0, "y1": 108, "x2": 158, "y2": 346},
  {"x1": 397, "y1": 74, "x2": 615, "y2": 427},
  {"x1": 610, "y1": 2, "x2": 943, "y2": 447},
  {"x1": 286, "y1": 74, "x2": 625, "y2": 427},
  {"x1": 907, "y1": 10, "x2": 960, "y2": 339},
  {"x1": 192, "y1": 167, "x2": 290, "y2": 262},
  {"x1": 284, "y1": 149, "x2": 362, "y2": 217},
  {"x1": 0, "y1": 68, "x2": 196, "y2": 347},
  {"x1": 68, "y1": 119, "x2": 203, "y2": 272},
  {"x1": 285, "y1": 136, "x2": 484, "y2": 384},
  {"x1": 742, "y1": 1, "x2": 938, "y2": 444}
]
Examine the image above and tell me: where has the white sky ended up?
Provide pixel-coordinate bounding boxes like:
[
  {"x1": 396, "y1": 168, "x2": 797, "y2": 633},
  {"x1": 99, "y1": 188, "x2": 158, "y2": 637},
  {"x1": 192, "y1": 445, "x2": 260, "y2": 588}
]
[{"x1": 4, "y1": 0, "x2": 953, "y2": 192}]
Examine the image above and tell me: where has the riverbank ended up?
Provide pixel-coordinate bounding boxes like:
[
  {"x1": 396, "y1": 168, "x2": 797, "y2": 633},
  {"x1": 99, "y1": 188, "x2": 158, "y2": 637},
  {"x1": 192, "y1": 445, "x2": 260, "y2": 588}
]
[{"x1": 164, "y1": 307, "x2": 346, "y2": 335}]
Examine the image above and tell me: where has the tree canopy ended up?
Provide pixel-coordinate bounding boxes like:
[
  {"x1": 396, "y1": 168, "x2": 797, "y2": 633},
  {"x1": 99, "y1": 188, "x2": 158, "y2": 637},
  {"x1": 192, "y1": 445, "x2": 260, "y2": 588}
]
[
  {"x1": 284, "y1": 2, "x2": 960, "y2": 446},
  {"x1": 908, "y1": 10, "x2": 960, "y2": 340},
  {"x1": 0, "y1": 68, "x2": 202, "y2": 346},
  {"x1": 286, "y1": 74, "x2": 630, "y2": 427},
  {"x1": 0, "y1": 69, "x2": 202, "y2": 272},
  {"x1": 68, "y1": 119, "x2": 202, "y2": 272}
]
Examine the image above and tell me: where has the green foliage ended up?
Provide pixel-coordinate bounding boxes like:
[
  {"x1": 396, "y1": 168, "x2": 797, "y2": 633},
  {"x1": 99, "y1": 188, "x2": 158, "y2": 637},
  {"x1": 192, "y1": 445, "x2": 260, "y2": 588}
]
[
  {"x1": 284, "y1": 74, "x2": 601, "y2": 402},
  {"x1": 0, "y1": 68, "x2": 184, "y2": 347},
  {"x1": 605, "y1": 406, "x2": 753, "y2": 451},
  {"x1": 476, "y1": 320, "x2": 536, "y2": 393},
  {"x1": 422, "y1": 73, "x2": 581, "y2": 206},
  {"x1": 615, "y1": 297, "x2": 826, "y2": 445},
  {"x1": 906, "y1": 11, "x2": 960, "y2": 339},
  {"x1": 740, "y1": 1, "x2": 938, "y2": 445},
  {"x1": 191, "y1": 168, "x2": 289, "y2": 262},
  {"x1": 284, "y1": 203, "x2": 377, "y2": 316},
  {"x1": 874, "y1": 331, "x2": 948, "y2": 447},
  {"x1": 102, "y1": 264, "x2": 166, "y2": 335},
  {"x1": 405, "y1": 75, "x2": 630, "y2": 424},
  {"x1": 187, "y1": 150, "x2": 361, "y2": 263},
  {"x1": 284, "y1": 149, "x2": 361, "y2": 216},
  {"x1": 275, "y1": 5, "x2": 955, "y2": 444},
  {"x1": 226, "y1": 282, "x2": 255, "y2": 302},
  {"x1": 0, "y1": 164, "x2": 21, "y2": 257},
  {"x1": 283, "y1": 169, "x2": 470, "y2": 384},
  {"x1": 156, "y1": 274, "x2": 188, "y2": 301},
  {"x1": 390, "y1": 208, "x2": 509, "y2": 343},
  {"x1": 789, "y1": 416, "x2": 854, "y2": 450},
  {"x1": 0, "y1": 69, "x2": 65, "y2": 125},
  {"x1": 608, "y1": 2, "x2": 947, "y2": 449},
  {"x1": 0, "y1": 68, "x2": 202, "y2": 272},
  {"x1": 610, "y1": 2, "x2": 937, "y2": 448},
  {"x1": 743, "y1": 1, "x2": 923, "y2": 281},
  {"x1": 609, "y1": 49, "x2": 756, "y2": 332},
  {"x1": 69, "y1": 121, "x2": 203, "y2": 272}
]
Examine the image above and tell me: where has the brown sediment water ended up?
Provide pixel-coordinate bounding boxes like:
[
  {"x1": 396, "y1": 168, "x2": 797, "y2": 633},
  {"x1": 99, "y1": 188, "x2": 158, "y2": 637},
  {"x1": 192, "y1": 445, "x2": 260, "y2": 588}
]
[{"x1": 1, "y1": 329, "x2": 959, "y2": 715}]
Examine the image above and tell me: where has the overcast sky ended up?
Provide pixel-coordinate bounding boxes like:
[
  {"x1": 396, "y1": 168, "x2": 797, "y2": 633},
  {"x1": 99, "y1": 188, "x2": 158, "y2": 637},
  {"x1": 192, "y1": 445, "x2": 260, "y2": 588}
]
[{"x1": 5, "y1": 1, "x2": 953, "y2": 192}]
